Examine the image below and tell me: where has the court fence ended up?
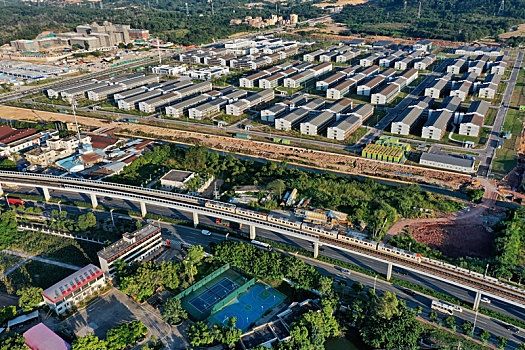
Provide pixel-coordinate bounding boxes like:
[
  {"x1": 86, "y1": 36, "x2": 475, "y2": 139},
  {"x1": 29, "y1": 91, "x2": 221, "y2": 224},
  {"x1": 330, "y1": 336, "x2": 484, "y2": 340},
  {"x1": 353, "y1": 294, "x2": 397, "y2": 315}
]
[
  {"x1": 210, "y1": 276, "x2": 256, "y2": 315},
  {"x1": 174, "y1": 263, "x2": 231, "y2": 300}
]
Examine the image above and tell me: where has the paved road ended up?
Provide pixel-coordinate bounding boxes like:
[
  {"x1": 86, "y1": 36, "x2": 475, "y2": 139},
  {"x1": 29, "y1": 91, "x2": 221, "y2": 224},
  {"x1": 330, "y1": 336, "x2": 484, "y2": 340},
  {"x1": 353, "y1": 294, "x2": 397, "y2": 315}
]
[
  {"x1": 1, "y1": 249, "x2": 81, "y2": 271},
  {"x1": 8, "y1": 188, "x2": 525, "y2": 324}
]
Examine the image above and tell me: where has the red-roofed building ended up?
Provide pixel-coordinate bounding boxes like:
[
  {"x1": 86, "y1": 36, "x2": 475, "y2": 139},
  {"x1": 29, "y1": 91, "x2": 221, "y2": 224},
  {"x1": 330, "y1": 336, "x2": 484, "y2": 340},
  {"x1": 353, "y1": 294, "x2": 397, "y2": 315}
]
[
  {"x1": 42, "y1": 264, "x2": 106, "y2": 315},
  {"x1": 87, "y1": 133, "x2": 121, "y2": 151},
  {"x1": 24, "y1": 323, "x2": 71, "y2": 350},
  {"x1": 0, "y1": 126, "x2": 57, "y2": 157}
]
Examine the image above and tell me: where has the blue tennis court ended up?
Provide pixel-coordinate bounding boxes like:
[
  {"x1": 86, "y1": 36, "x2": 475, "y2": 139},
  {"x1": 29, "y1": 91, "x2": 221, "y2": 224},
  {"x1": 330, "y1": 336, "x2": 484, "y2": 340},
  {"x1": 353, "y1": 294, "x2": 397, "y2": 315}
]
[
  {"x1": 209, "y1": 283, "x2": 286, "y2": 331},
  {"x1": 188, "y1": 278, "x2": 239, "y2": 313}
]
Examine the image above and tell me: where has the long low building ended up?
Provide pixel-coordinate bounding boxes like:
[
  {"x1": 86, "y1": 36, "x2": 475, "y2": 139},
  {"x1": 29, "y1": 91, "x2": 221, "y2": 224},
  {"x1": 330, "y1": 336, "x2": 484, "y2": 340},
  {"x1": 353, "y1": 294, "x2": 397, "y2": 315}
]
[
  {"x1": 327, "y1": 115, "x2": 361, "y2": 140},
  {"x1": 419, "y1": 152, "x2": 475, "y2": 173},
  {"x1": 300, "y1": 111, "x2": 336, "y2": 136},
  {"x1": 225, "y1": 89, "x2": 274, "y2": 116},
  {"x1": 421, "y1": 110, "x2": 452, "y2": 140},
  {"x1": 275, "y1": 108, "x2": 310, "y2": 131},
  {"x1": 165, "y1": 94, "x2": 210, "y2": 118},
  {"x1": 118, "y1": 89, "x2": 162, "y2": 110},
  {"x1": 188, "y1": 98, "x2": 227, "y2": 119},
  {"x1": 390, "y1": 97, "x2": 432, "y2": 135},
  {"x1": 113, "y1": 86, "x2": 148, "y2": 101},
  {"x1": 371, "y1": 83, "x2": 399, "y2": 105},
  {"x1": 458, "y1": 100, "x2": 490, "y2": 137}
]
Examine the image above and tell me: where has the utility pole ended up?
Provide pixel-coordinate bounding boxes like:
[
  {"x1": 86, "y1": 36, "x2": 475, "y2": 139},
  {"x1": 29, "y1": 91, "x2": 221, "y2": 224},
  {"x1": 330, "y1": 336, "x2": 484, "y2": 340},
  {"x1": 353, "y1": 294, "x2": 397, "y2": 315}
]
[
  {"x1": 156, "y1": 37, "x2": 162, "y2": 65},
  {"x1": 498, "y1": 0, "x2": 504, "y2": 15},
  {"x1": 417, "y1": 1, "x2": 421, "y2": 18}
]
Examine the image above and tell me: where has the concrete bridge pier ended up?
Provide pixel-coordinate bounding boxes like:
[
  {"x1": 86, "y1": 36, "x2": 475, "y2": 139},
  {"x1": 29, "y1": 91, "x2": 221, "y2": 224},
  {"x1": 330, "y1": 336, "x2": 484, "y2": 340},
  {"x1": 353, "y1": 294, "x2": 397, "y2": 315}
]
[
  {"x1": 386, "y1": 262, "x2": 393, "y2": 281},
  {"x1": 0, "y1": 183, "x2": 3, "y2": 196},
  {"x1": 249, "y1": 225, "x2": 256, "y2": 240},
  {"x1": 140, "y1": 202, "x2": 147, "y2": 217},
  {"x1": 473, "y1": 291, "x2": 482, "y2": 310},
  {"x1": 42, "y1": 187, "x2": 51, "y2": 201},
  {"x1": 313, "y1": 242, "x2": 320, "y2": 258},
  {"x1": 90, "y1": 193, "x2": 98, "y2": 209},
  {"x1": 193, "y1": 212, "x2": 199, "y2": 228}
]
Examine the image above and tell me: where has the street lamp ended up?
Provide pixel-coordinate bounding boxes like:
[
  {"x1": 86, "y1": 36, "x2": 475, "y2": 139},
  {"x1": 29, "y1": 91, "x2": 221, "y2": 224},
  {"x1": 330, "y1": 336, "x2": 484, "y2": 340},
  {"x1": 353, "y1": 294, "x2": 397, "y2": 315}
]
[
  {"x1": 484, "y1": 263, "x2": 489, "y2": 279},
  {"x1": 57, "y1": 200, "x2": 62, "y2": 213},
  {"x1": 373, "y1": 275, "x2": 378, "y2": 293},
  {"x1": 408, "y1": 242, "x2": 412, "y2": 252},
  {"x1": 473, "y1": 308, "x2": 479, "y2": 332},
  {"x1": 110, "y1": 208, "x2": 115, "y2": 227},
  {"x1": 5, "y1": 193, "x2": 9, "y2": 208}
]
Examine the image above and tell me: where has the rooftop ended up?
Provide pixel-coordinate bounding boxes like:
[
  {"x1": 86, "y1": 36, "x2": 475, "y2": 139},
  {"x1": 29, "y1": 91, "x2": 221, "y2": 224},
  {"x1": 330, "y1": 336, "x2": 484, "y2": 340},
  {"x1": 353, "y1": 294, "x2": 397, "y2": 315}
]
[
  {"x1": 420, "y1": 152, "x2": 474, "y2": 169},
  {"x1": 97, "y1": 224, "x2": 161, "y2": 262},
  {"x1": 24, "y1": 323, "x2": 71, "y2": 350},
  {"x1": 42, "y1": 264, "x2": 103, "y2": 303},
  {"x1": 160, "y1": 169, "x2": 194, "y2": 183}
]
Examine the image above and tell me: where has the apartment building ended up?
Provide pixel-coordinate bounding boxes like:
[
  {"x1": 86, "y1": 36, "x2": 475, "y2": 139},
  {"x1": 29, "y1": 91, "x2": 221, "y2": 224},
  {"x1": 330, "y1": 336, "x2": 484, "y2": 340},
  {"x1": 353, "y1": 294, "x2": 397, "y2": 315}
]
[
  {"x1": 259, "y1": 72, "x2": 287, "y2": 89},
  {"x1": 371, "y1": 83, "x2": 399, "y2": 105},
  {"x1": 275, "y1": 108, "x2": 310, "y2": 131},
  {"x1": 327, "y1": 115, "x2": 361, "y2": 140},
  {"x1": 478, "y1": 73, "x2": 501, "y2": 99},
  {"x1": 239, "y1": 71, "x2": 270, "y2": 88},
  {"x1": 188, "y1": 98, "x2": 227, "y2": 120},
  {"x1": 447, "y1": 58, "x2": 466, "y2": 75},
  {"x1": 165, "y1": 95, "x2": 210, "y2": 118},
  {"x1": 225, "y1": 89, "x2": 274, "y2": 116},
  {"x1": 449, "y1": 81, "x2": 472, "y2": 101},
  {"x1": 97, "y1": 225, "x2": 163, "y2": 276},
  {"x1": 421, "y1": 110, "x2": 452, "y2": 140},
  {"x1": 390, "y1": 97, "x2": 431, "y2": 135},
  {"x1": 357, "y1": 75, "x2": 384, "y2": 96},
  {"x1": 458, "y1": 100, "x2": 490, "y2": 137},
  {"x1": 424, "y1": 74, "x2": 451, "y2": 98},
  {"x1": 316, "y1": 71, "x2": 346, "y2": 91},
  {"x1": 326, "y1": 79, "x2": 355, "y2": 99},
  {"x1": 414, "y1": 55, "x2": 436, "y2": 70}
]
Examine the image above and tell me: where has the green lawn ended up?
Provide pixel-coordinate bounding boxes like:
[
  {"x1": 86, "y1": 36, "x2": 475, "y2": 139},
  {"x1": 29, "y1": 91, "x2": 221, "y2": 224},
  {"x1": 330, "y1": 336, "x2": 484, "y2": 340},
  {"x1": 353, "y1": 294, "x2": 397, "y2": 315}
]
[{"x1": 491, "y1": 70, "x2": 525, "y2": 179}]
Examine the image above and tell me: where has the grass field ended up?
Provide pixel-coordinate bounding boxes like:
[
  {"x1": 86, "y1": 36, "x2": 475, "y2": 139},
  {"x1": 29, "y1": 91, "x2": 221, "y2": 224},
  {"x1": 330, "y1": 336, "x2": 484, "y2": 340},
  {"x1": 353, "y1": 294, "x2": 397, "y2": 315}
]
[
  {"x1": 491, "y1": 70, "x2": 525, "y2": 179},
  {"x1": 0, "y1": 260, "x2": 76, "y2": 295}
]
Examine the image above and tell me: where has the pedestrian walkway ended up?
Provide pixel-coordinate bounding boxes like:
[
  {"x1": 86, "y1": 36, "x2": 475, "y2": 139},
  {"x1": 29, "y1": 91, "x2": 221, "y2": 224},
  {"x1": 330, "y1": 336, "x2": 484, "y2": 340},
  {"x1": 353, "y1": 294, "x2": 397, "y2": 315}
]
[{"x1": 1, "y1": 249, "x2": 81, "y2": 271}]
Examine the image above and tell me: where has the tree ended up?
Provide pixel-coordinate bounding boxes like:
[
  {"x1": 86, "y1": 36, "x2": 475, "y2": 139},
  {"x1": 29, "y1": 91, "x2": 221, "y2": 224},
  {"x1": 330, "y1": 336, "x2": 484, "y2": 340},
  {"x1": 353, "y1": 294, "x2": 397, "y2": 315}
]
[
  {"x1": 415, "y1": 306, "x2": 423, "y2": 314},
  {"x1": 496, "y1": 336, "x2": 508, "y2": 349},
  {"x1": 0, "y1": 210, "x2": 17, "y2": 248},
  {"x1": 72, "y1": 334, "x2": 107, "y2": 350},
  {"x1": 478, "y1": 329, "x2": 491, "y2": 344},
  {"x1": 443, "y1": 316, "x2": 456, "y2": 332},
  {"x1": 105, "y1": 321, "x2": 147, "y2": 350},
  {"x1": 0, "y1": 305, "x2": 16, "y2": 324},
  {"x1": 351, "y1": 282, "x2": 364, "y2": 293},
  {"x1": 428, "y1": 310, "x2": 438, "y2": 322},
  {"x1": 188, "y1": 321, "x2": 215, "y2": 347},
  {"x1": 517, "y1": 343, "x2": 525, "y2": 350},
  {"x1": 17, "y1": 286, "x2": 43, "y2": 311},
  {"x1": 0, "y1": 158, "x2": 16, "y2": 169},
  {"x1": 221, "y1": 317, "x2": 242, "y2": 348},
  {"x1": 184, "y1": 245, "x2": 204, "y2": 283},
  {"x1": 78, "y1": 212, "x2": 97, "y2": 231},
  {"x1": 267, "y1": 179, "x2": 286, "y2": 199},
  {"x1": 460, "y1": 320, "x2": 473, "y2": 337},
  {"x1": 317, "y1": 275, "x2": 333, "y2": 295},
  {"x1": 161, "y1": 298, "x2": 187, "y2": 325},
  {"x1": 0, "y1": 332, "x2": 26, "y2": 350}
]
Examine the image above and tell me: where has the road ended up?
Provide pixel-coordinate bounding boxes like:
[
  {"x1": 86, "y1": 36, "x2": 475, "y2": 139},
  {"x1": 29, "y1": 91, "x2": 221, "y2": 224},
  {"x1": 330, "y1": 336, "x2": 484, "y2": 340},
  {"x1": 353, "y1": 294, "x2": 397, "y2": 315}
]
[
  {"x1": 5, "y1": 188, "x2": 525, "y2": 322},
  {"x1": 163, "y1": 224, "x2": 524, "y2": 348}
]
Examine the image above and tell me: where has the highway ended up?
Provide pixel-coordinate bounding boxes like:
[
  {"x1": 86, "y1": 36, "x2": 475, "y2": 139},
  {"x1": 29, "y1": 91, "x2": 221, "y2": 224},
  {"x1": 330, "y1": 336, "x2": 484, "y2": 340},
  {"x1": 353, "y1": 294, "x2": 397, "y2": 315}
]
[
  {"x1": 5, "y1": 196, "x2": 524, "y2": 347},
  {"x1": 2, "y1": 178, "x2": 524, "y2": 318}
]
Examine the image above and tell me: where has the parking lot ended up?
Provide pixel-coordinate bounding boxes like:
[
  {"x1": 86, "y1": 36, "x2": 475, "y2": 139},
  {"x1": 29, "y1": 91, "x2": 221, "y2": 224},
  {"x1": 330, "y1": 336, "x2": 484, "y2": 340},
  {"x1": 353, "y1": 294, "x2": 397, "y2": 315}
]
[{"x1": 61, "y1": 288, "x2": 189, "y2": 349}]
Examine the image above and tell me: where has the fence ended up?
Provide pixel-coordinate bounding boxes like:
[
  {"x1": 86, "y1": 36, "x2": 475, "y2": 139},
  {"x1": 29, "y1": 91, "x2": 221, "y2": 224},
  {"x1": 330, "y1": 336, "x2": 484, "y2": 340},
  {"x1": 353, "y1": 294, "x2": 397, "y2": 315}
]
[
  {"x1": 18, "y1": 224, "x2": 104, "y2": 244},
  {"x1": 174, "y1": 263, "x2": 231, "y2": 300},
  {"x1": 210, "y1": 276, "x2": 256, "y2": 314}
]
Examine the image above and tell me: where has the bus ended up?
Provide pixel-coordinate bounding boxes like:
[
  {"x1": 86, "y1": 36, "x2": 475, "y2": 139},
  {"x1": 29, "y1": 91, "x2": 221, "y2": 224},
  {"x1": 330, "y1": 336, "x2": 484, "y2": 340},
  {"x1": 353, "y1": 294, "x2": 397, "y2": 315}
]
[
  {"x1": 431, "y1": 300, "x2": 454, "y2": 315},
  {"x1": 251, "y1": 240, "x2": 273, "y2": 251}
]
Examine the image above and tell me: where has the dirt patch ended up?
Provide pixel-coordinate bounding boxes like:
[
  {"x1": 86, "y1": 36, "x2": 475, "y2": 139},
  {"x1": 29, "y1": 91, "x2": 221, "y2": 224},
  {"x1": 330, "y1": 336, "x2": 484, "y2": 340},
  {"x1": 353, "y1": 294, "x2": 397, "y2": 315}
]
[
  {"x1": 313, "y1": 0, "x2": 368, "y2": 8},
  {"x1": 499, "y1": 23, "x2": 525, "y2": 39},
  {"x1": 408, "y1": 222, "x2": 494, "y2": 259}
]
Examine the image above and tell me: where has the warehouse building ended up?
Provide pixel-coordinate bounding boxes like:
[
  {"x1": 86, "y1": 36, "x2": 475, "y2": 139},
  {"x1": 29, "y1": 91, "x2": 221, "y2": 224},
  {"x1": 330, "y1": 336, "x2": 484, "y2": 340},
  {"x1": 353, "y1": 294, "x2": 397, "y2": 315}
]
[
  {"x1": 47, "y1": 80, "x2": 97, "y2": 99},
  {"x1": 419, "y1": 152, "x2": 475, "y2": 173},
  {"x1": 98, "y1": 225, "x2": 163, "y2": 276},
  {"x1": 188, "y1": 98, "x2": 227, "y2": 119},
  {"x1": 113, "y1": 86, "x2": 148, "y2": 101},
  {"x1": 118, "y1": 90, "x2": 161, "y2": 110},
  {"x1": 165, "y1": 94, "x2": 210, "y2": 118},
  {"x1": 275, "y1": 108, "x2": 310, "y2": 131},
  {"x1": 300, "y1": 111, "x2": 336, "y2": 136},
  {"x1": 138, "y1": 92, "x2": 180, "y2": 113}
]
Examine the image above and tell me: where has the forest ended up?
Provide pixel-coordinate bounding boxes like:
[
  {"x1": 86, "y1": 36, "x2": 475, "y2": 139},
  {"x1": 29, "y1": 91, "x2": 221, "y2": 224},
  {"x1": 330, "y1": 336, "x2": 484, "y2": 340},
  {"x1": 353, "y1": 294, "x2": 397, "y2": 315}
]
[
  {"x1": 0, "y1": 0, "x2": 321, "y2": 47},
  {"x1": 334, "y1": 0, "x2": 525, "y2": 42}
]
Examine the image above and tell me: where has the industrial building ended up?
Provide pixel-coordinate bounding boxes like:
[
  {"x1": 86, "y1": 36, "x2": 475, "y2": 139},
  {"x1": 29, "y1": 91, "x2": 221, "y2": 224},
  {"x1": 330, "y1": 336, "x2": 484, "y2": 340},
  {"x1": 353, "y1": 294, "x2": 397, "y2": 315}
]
[{"x1": 419, "y1": 152, "x2": 475, "y2": 173}]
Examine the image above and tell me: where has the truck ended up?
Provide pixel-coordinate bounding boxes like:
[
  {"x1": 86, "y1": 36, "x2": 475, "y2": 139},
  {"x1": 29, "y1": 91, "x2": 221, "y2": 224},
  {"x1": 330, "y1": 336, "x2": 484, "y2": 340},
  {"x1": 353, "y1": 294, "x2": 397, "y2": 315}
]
[
  {"x1": 216, "y1": 218, "x2": 243, "y2": 229},
  {"x1": 7, "y1": 198, "x2": 25, "y2": 206},
  {"x1": 235, "y1": 134, "x2": 251, "y2": 140}
]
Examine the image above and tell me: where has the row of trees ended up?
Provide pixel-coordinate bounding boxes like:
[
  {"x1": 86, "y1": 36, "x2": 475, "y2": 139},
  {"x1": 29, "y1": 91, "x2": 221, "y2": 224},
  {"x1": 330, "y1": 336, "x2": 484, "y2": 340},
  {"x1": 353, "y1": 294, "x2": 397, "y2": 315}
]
[
  {"x1": 72, "y1": 320, "x2": 148, "y2": 350},
  {"x1": 113, "y1": 245, "x2": 205, "y2": 302},
  {"x1": 211, "y1": 241, "x2": 333, "y2": 294}
]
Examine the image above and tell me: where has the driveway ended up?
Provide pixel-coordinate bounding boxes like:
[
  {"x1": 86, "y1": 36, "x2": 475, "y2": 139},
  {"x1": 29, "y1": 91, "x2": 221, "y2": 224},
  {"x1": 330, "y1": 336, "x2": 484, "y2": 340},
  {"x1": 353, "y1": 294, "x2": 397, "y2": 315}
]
[{"x1": 60, "y1": 289, "x2": 189, "y2": 349}]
